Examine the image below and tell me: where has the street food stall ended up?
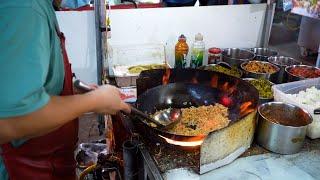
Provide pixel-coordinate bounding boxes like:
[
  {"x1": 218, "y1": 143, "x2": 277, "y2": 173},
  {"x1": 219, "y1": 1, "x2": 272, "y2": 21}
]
[{"x1": 55, "y1": 1, "x2": 320, "y2": 179}]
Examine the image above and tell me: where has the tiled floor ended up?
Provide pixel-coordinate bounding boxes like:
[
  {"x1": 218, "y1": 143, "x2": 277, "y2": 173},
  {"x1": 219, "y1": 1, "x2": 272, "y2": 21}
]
[
  {"x1": 78, "y1": 113, "x2": 105, "y2": 144},
  {"x1": 269, "y1": 22, "x2": 317, "y2": 66}
]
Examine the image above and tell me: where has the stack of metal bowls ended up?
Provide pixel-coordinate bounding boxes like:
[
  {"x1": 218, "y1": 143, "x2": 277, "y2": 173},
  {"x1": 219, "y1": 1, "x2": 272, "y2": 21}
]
[
  {"x1": 268, "y1": 56, "x2": 302, "y2": 83},
  {"x1": 256, "y1": 102, "x2": 312, "y2": 154},
  {"x1": 285, "y1": 64, "x2": 320, "y2": 82},
  {"x1": 250, "y1": 48, "x2": 278, "y2": 61},
  {"x1": 222, "y1": 48, "x2": 255, "y2": 67},
  {"x1": 240, "y1": 60, "x2": 280, "y2": 83}
]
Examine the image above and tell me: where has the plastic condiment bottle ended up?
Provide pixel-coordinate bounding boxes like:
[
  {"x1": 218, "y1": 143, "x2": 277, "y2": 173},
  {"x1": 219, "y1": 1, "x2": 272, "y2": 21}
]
[
  {"x1": 190, "y1": 33, "x2": 205, "y2": 68},
  {"x1": 175, "y1": 34, "x2": 189, "y2": 68}
]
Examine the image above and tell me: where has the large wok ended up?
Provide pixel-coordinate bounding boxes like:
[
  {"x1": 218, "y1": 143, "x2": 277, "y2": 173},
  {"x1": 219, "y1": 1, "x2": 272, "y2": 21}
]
[{"x1": 134, "y1": 69, "x2": 259, "y2": 143}]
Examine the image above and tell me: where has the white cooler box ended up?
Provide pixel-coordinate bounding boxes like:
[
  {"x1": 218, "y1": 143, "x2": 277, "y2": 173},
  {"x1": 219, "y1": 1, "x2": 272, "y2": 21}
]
[{"x1": 108, "y1": 43, "x2": 169, "y2": 87}]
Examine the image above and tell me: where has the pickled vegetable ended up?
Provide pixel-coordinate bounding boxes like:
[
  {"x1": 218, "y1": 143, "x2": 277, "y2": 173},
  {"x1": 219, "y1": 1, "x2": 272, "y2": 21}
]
[
  {"x1": 128, "y1": 64, "x2": 167, "y2": 74},
  {"x1": 201, "y1": 65, "x2": 242, "y2": 78},
  {"x1": 247, "y1": 79, "x2": 273, "y2": 99}
]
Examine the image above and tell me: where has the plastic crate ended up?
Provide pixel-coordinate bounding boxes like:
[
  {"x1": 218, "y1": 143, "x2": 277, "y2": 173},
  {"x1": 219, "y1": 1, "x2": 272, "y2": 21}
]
[
  {"x1": 272, "y1": 78, "x2": 320, "y2": 139},
  {"x1": 108, "y1": 43, "x2": 168, "y2": 87}
]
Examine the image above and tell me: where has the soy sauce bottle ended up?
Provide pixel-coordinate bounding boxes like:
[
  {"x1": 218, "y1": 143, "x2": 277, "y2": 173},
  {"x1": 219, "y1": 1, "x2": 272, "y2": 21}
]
[{"x1": 175, "y1": 34, "x2": 189, "y2": 68}]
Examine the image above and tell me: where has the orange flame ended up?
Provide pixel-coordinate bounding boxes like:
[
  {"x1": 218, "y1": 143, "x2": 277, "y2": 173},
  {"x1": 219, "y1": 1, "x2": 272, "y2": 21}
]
[
  {"x1": 210, "y1": 75, "x2": 218, "y2": 88},
  {"x1": 162, "y1": 68, "x2": 171, "y2": 85},
  {"x1": 227, "y1": 86, "x2": 237, "y2": 95},
  {"x1": 221, "y1": 82, "x2": 229, "y2": 92},
  {"x1": 221, "y1": 82, "x2": 237, "y2": 95},
  {"x1": 158, "y1": 135, "x2": 205, "y2": 147},
  {"x1": 240, "y1": 101, "x2": 254, "y2": 116}
]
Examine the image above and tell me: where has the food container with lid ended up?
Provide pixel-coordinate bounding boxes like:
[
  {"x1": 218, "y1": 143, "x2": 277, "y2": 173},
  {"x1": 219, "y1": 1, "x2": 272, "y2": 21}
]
[
  {"x1": 240, "y1": 60, "x2": 280, "y2": 83},
  {"x1": 208, "y1": 47, "x2": 222, "y2": 64},
  {"x1": 268, "y1": 56, "x2": 302, "y2": 83},
  {"x1": 285, "y1": 65, "x2": 320, "y2": 82},
  {"x1": 273, "y1": 78, "x2": 320, "y2": 139},
  {"x1": 221, "y1": 48, "x2": 255, "y2": 67},
  {"x1": 250, "y1": 48, "x2": 278, "y2": 61},
  {"x1": 256, "y1": 102, "x2": 312, "y2": 154},
  {"x1": 108, "y1": 44, "x2": 169, "y2": 87}
]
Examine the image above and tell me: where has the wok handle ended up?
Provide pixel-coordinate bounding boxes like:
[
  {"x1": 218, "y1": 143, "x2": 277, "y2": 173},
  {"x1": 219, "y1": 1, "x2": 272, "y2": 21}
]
[{"x1": 73, "y1": 79, "x2": 92, "y2": 92}]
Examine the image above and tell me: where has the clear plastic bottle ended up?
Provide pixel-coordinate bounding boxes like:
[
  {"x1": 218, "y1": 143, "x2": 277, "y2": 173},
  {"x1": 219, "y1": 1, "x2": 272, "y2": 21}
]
[
  {"x1": 190, "y1": 33, "x2": 205, "y2": 68},
  {"x1": 175, "y1": 34, "x2": 189, "y2": 68}
]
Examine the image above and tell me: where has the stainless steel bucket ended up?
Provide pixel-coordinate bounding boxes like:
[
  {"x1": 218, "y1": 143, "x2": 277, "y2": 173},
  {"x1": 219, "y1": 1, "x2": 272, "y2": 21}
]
[{"x1": 256, "y1": 102, "x2": 312, "y2": 154}]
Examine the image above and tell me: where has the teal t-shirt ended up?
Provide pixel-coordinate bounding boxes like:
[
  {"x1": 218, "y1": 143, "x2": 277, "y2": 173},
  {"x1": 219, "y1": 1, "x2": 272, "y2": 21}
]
[{"x1": 0, "y1": 0, "x2": 65, "y2": 179}]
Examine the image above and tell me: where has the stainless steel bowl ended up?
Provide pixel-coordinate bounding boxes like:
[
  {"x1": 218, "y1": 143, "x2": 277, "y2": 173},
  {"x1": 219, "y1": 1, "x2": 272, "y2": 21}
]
[
  {"x1": 242, "y1": 78, "x2": 274, "y2": 104},
  {"x1": 250, "y1": 48, "x2": 278, "y2": 61},
  {"x1": 222, "y1": 48, "x2": 255, "y2": 67},
  {"x1": 268, "y1": 56, "x2": 302, "y2": 83},
  {"x1": 240, "y1": 61, "x2": 280, "y2": 83},
  {"x1": 285, "y1": 65, "x2": 320, "y2": 82},
  {"x1": 256, "y1": 102, "x2": 312, "y2": 154}
]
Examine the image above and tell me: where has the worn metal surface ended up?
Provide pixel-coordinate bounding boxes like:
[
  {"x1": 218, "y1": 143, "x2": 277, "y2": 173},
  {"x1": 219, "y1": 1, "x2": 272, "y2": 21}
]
[{"x1": 200, "y1": 111, "x2": 256, "y2": 174}]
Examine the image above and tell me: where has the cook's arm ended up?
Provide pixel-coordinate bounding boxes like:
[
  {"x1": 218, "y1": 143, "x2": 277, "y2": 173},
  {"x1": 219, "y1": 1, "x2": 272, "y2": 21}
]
[{"x1": 0, "y1": 85, "x2": 130, "y2": 145}]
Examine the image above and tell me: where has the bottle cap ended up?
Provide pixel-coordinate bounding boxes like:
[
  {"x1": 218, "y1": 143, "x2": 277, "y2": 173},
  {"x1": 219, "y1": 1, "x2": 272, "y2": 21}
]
[
  {"x1": 209, "y1": 48, "x2": 222, "y2": 54},
  {"x1": 195, "y1": 33, "x2": 203, "y2": 41},
  {"x1": 179, "y1": 34, "x2": 186, "y2": 40}
]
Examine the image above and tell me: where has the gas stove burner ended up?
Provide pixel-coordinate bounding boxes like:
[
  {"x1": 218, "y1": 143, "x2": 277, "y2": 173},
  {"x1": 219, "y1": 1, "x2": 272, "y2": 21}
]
[
  {"x1": 96, "y1": 154, "x2": 123, "y2": 180},
  {"x1": 79, "y1": 153, "x2": 123, "y2": 180},
  {"x1": 76, "y1": 143, "x2": 109, "y2": 169}
]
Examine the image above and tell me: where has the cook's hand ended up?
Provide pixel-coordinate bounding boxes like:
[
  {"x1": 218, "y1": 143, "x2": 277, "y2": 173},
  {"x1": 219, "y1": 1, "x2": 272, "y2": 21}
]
[{"x1": 88, "y1": 85, "x2": 131, "y2": 115}]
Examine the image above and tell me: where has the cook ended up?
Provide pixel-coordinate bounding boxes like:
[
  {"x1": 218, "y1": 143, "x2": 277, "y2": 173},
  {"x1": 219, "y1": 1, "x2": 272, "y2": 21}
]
[{"x1": 0, "y1": 1, "x2": 130, "y2": 179}]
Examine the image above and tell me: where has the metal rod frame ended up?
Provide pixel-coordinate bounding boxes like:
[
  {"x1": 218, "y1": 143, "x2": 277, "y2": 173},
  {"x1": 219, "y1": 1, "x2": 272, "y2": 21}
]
[
  {"x1": 94, "y1": 0, "x2": 107, "y2": 134},
  {"x1": 94, "y1": 0, "x2": 106, "y2": 86}
]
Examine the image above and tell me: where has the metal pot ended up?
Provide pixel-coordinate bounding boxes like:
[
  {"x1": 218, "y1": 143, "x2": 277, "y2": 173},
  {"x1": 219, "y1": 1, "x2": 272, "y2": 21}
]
[
  {"x1": 250, "y1": 48, "x2": 278, "y2": 61},
  {"x1": 222, "y1": 48, "x2": 255, "y2": 67},
  {"x1": 268, "y1": 56, "x2": 301, "y2": 83},
  {"x1": 285, "y1": 65, "x2": 320, "y2": 82},
  {"x1": 256, "y1": 102, "x2": 312, "y2": 154},
  {"x1": 240, "y1": 61, "x2": 280, "y2": 83}
]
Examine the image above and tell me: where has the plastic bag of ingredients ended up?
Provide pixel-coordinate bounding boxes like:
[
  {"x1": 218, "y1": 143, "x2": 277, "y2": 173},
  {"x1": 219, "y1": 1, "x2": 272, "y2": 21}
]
[{"x1": 273, "y1": 78, "x2": 320, "y2": 139}]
